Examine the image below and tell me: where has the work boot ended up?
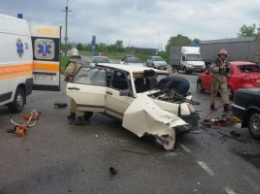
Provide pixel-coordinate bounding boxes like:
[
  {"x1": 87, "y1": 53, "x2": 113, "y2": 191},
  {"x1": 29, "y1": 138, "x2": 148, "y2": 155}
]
[
  {"x1": 72, "y1": 116, "x2": 86, "y2": 126},
  {"x1": 210, "y1": 104, "x2": 217, "y2": 111},
  {"x1": 224, "y1": 104, "x2": 230, "y2": 113},
  {"x1": 67, "y1": 113, "x2": 76, "y2": 120}
]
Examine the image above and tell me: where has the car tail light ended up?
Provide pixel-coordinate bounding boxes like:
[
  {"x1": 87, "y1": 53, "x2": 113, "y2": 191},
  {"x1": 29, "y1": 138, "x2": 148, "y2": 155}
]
[{"x1": 241, "y1": 76, "x2": 251, "y2": 83}]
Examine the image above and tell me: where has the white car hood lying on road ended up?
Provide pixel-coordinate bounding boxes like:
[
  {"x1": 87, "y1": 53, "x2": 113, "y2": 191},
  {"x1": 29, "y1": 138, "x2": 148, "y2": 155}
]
[{"x1": 122, "y1": 94, "x2": 187, "y2": 150}]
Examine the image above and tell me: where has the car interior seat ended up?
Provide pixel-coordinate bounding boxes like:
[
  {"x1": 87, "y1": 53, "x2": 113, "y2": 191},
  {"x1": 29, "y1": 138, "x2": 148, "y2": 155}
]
[
  {"x1": 144, "y1": 70, "x2": 157, "y2": 90},
  {"x1": 134, "y1": 78, "x2": 146, "y2": 93},
  {"x1": 111, "y1": 72, "x2": 128, "y2": 90}
]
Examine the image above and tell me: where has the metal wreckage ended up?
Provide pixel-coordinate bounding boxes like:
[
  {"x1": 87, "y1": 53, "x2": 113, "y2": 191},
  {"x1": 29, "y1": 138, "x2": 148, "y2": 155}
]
[{"x1": 66, "y1": 65, "x2": 201, "y2": 151}]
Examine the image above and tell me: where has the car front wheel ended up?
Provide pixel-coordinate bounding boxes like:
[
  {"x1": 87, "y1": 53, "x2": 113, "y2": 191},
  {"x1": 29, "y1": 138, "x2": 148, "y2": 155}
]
[
  {"x1": 248, "y1": 111, "x2": 260, "y2": 140},
  {"x1": 8, "y1": 87, "x2": 25, "y2": 113}
]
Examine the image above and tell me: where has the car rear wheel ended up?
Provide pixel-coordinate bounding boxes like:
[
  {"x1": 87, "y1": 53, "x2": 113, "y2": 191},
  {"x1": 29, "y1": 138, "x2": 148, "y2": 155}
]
[
  {"x1": 248, "y1": 111, "x2": 260, "y2": 140},
  {"x1": 8, "y1": 87, "x2": 25, "y2": 113},
  {"x1": 197, "y1": 80, "x2": 205, "y2": 93},
  {"x1": 228, "y1": 86, "x2": 233, "y2": 100}
]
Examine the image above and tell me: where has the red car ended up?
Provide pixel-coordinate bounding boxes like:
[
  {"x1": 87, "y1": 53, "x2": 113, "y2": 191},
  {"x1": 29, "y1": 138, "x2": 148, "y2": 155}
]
[{"x1": 197, "y1": 61, "x2": 260, "y2": 99}]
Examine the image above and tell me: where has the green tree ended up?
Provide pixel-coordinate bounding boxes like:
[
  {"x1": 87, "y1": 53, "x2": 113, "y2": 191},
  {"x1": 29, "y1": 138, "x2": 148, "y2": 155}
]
[
  {"x1": 98, "y1": 43, "x2": 107, "y2": 52},
  {"x1": 237, "y1": 24, "x2": 260, "y2": 37},
  {"x1": 76, "y1": 43, "x2": 84, "y2": 51},
  {"x1": 192, "y1": 38, "x2": 200, "y2": 43},
  {"x1": 165, "y1": 34, "x2": 192, "y2": 54},
  {"x1": 109, "y1": 40, "x2": 124, "y2": 52},
  {"x1": 86, "y1": 43, "x2": 92, "y2": 52}
]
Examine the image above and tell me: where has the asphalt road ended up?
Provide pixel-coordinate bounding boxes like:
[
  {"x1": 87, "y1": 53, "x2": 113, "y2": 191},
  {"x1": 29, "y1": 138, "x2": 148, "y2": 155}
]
[{"x1": 0, "y1": 68, "x2": 260, "y2": 194}]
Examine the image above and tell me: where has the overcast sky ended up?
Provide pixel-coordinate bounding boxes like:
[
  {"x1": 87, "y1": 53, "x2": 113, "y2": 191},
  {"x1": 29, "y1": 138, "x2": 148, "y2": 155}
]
[{"x1": 1, "y1": 0, "x2": 260, "y2": 49}]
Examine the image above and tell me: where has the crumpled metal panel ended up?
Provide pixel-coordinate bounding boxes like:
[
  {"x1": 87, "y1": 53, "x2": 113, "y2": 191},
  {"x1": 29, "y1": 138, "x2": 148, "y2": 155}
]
[{"x1": 122, "y1": 94, "x2": 187, "y2": 150}]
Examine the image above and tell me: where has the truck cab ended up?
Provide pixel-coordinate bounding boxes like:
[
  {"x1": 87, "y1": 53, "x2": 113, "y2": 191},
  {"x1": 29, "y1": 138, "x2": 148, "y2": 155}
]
[
  {"x1": 170, "y1": 46, "x2": 206, "y2": 74},
  {"x1": 180, "y1": 51, "x2": 206, "y2": 74}
]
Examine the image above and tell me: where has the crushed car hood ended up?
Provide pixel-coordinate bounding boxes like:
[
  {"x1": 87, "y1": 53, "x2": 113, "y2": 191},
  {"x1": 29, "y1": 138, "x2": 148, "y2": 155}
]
[{"x1": 122, "y1": 94, "x2": 187, "y2": 137}]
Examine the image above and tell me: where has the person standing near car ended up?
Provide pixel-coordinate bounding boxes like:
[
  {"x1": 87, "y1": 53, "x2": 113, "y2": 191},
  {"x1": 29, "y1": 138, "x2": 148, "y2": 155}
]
[
  {"x1": 157, "y1": 75, "x2": 190, "y2": 95},
  {"x1": 210, "y1": 48, "x2": 230, "y2": 112},
  {"x1": 64, "y1": 48, "x2": 86, "y2": 125}
]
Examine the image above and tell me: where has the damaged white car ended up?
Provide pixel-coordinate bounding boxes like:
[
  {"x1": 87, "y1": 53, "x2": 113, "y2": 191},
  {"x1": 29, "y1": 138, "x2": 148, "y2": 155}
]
[{"x1": 66, "y1": 64, "x2": 200, "y2": 150}]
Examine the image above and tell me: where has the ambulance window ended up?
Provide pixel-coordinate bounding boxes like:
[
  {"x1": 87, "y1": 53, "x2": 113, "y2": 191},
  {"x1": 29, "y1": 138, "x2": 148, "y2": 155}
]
[{"x1": 34, "y1": 39, "x2": 55, "y2": 60}]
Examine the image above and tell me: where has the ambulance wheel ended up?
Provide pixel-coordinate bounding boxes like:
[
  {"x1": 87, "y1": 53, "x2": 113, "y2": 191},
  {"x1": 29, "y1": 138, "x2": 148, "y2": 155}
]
[{"x1": 9, "y1": 87, "x2": 25, "y2": 113}]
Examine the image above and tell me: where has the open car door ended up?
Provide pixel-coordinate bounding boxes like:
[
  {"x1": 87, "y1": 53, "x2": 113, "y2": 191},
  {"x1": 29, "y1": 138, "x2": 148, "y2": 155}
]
[
  {"x1": 66, "y1": 66, "x2": 108, "y2": 113},
  {"x1": 30, "y1": 25, "x2": 61, "y2": 91}
]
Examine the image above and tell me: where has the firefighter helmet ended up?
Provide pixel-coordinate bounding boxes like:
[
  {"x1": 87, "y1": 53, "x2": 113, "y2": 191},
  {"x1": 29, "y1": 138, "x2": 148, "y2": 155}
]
[
  {"x1": 218, "y1": 48, "x2": 227, "y2": 57},
  {"x1": 68, "y1": 48, "x2": 80, "y2": 58}
]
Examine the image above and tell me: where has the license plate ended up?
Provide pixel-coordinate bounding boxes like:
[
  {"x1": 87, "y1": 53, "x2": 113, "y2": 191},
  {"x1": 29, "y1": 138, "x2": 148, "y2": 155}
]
[{"x1": 34, "y1": 74, "x2": 54, "y2": 81}]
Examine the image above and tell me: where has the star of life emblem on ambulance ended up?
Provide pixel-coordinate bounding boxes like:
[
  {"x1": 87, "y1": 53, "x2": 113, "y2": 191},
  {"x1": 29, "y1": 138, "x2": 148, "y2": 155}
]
[
  {"x1": 16, "y1": 38, "x2": 24, "y2": 58},
  {"x1": 34, "y1": 39, "x2": 55, "y2": 60}
]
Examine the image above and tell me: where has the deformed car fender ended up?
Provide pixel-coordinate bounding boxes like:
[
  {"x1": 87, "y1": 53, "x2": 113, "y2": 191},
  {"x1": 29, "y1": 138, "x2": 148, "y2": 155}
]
[{"x1": 122, "y1": 94, "x2": 188, "y2": 150}]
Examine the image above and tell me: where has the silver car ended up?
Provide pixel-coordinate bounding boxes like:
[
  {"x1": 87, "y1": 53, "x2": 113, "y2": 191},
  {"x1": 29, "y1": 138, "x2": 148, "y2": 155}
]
[
  {"x1": 122, "y1": 57, "x2": 144, "y2": 67},
  {"x1": 147, "y1": 56, "x2": 168, "y2": 70},
  {"x1": 90, "y1": 56, "x2": 111, "y2": 67}
]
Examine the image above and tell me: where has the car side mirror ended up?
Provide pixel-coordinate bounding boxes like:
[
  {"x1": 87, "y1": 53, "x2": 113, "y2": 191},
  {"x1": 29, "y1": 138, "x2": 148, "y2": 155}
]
[{"x1": 120, "y1": 89, "x2": 133, "y2": 97}]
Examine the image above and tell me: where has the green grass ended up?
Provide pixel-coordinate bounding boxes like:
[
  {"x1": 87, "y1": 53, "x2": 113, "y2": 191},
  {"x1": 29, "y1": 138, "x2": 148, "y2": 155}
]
[{"x1": 60, "y1": 55, "x2": 69, "y2": 72}]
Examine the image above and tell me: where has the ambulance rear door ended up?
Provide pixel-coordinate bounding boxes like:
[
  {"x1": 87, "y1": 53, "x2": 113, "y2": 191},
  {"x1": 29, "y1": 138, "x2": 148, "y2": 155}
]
[{"x1": 30, "y1": 25, "x2": 61, "y2": 91}]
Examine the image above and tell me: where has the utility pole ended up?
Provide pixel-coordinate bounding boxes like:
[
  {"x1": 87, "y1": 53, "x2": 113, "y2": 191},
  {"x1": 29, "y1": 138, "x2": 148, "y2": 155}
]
[{"x1": 62, "y1": 0, "x2": 71, "y2": 56}]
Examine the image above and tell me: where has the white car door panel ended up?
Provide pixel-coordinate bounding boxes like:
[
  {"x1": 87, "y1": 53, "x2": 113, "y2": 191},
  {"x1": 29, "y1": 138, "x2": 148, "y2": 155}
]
[
  {"x1": 66, "y1": 67, "x2": 107, "y2": 112},
  {"x1": 105, "y1": 70, "x2": 134, "y2": 120},
  {"x1": 105, "y1": 88, "x2": 134, "y2": 120},
  {"x1": 67, "y1": 83, "x2": 107, "y2": 112}
]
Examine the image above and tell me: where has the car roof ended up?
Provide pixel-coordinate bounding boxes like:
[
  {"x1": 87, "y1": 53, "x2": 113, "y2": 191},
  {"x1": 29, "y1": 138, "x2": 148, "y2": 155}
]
[{"x1": 96, "y1": 63, "x2": 169, "y2": 74}]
